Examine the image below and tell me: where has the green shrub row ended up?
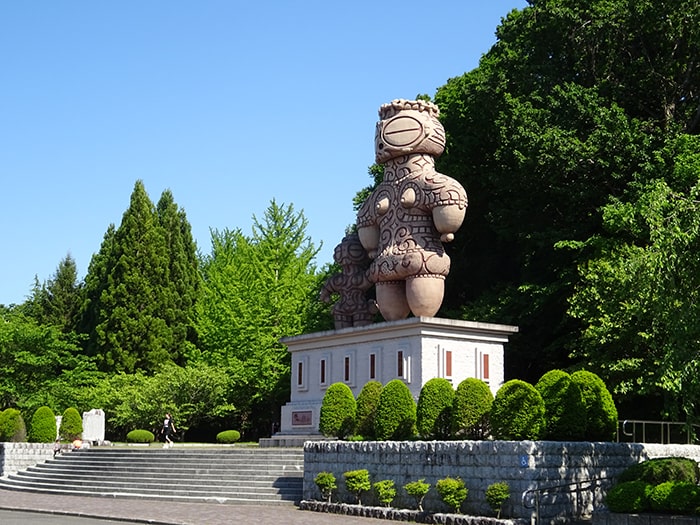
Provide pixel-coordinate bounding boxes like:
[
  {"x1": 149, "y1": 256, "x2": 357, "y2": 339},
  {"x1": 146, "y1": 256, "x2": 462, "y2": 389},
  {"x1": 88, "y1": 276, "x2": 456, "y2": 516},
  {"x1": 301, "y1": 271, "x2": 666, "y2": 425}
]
[
  {"x1": 607, "y1": 457, "x2": 700, "y2": 515},
  {"x1": 314, "y1": 470, "x2": 510, "y2": 516},
  {"x1": 319, "y1": 368, "x2": 617, "y2": 441}
]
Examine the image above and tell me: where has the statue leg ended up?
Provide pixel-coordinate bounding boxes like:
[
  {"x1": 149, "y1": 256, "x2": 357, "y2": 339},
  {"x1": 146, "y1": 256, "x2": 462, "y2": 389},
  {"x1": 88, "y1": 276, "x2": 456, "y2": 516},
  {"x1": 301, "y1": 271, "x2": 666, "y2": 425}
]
[
  {"x1": 406, "y1": 275, "x2": 444, "y2": 317},
  {"x1": 375, "y1": 281, "x2": 410, "y2": 321}
]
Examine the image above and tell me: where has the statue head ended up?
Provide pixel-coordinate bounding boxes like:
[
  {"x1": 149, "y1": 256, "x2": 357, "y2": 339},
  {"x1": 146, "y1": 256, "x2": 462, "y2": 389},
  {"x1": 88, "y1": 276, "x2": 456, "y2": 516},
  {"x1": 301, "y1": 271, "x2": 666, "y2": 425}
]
[
  {"x1": 333, "y1": 233, "x2": 370, "y2": 270},
  {"x1": 374, "y1": 99, "x2": 446, "y2": 164}
]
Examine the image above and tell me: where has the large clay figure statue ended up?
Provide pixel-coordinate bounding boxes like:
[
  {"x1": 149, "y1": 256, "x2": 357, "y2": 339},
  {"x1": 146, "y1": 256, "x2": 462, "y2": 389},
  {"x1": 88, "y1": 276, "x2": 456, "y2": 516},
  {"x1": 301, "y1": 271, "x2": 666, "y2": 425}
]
[
  {"x1": 356, "y1": 99, "x2": 467, "y2": 320},
  {"x1": 319, "y1": 233, "x2": 375, "y2": 329}
]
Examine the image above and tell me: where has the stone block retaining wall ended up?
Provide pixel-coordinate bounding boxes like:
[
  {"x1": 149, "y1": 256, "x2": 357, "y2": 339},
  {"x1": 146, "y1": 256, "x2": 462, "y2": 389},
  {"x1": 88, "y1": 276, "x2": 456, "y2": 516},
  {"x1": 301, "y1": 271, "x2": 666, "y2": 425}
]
[
  {"x1": 0, "y1": 442, "x2": 53, "y2": 477},
  {"x1": 303, "y1": 441, "x2": 700, "y2": 521}
]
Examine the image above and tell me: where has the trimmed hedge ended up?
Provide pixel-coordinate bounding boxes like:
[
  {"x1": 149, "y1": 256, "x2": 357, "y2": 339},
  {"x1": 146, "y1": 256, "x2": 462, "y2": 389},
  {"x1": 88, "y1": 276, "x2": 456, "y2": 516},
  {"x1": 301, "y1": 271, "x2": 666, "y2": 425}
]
[
  {"x1": 416, "y1": 378, "x2": 454, "y2": 440},
  {"x1": 618, "y1": 457, "x2": 700, "y2": 485},
  {"x1": 355, "y1": 381, "x2": 382, "y2": 439},
  {"x1": 319, "y1": 383, "x2": 356, "y2": 439},
  {"x1": 649, "y1": 481, "x2": 700, "y2": 514},
  {"x1": 216, "y1": 430, "x2": 241, "y2": 443},
  {"x1": 452, "y1": 377, "x2": 493, "y2": 439},
  {"x1": 0, "y1": 408, "x2": 27, "y2": 442},
  {"x1": 490, "y1": 380, "x2": 545, "y2": 440},
  {"x1": 570, "y1": 370, "x2": 618, "y2": 441},
  {"x1": 535, "y1": 370, "x2": 586, "y2": 440},
  {"x1": 126, "y1": 429, "x2": 155, "y2": 443},
  {"x1": 606, "y1": 481, "x2": 653, "y2": 513},
  {"x1": 375, "y1": 379, "x2": 416, "y2": 441},
  {"x1": 59, "y1": 407, "x2": 83, "y2": 441},
  {"x1": 28, "y1": 406, "x2": 57, "y2": 443},
  {"x1": 436, "y1": 476, "x2": 468, "y2": 513}
]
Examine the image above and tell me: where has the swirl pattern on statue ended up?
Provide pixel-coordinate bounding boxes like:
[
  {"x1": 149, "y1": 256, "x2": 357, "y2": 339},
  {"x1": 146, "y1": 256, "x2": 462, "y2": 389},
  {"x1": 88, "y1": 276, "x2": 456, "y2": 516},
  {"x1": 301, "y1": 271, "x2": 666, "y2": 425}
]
[{"x1": 357, "y1": 99, "x2": 467, "y2": 321}]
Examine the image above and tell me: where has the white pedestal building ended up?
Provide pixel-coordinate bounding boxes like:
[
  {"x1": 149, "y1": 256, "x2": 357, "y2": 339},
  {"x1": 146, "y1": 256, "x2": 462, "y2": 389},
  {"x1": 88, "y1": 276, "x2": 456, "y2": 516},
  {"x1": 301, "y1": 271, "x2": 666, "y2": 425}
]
[{"x1": 277, "y1": 316, "x2": 518, "y2": 437}]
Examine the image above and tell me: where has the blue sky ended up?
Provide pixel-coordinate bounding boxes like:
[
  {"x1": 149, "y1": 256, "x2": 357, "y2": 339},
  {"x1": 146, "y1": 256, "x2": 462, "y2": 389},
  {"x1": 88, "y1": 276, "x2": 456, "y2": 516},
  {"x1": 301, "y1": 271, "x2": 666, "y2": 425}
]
[{"x1": 1, "y1": 1, "x2": 527, "y2": 306}]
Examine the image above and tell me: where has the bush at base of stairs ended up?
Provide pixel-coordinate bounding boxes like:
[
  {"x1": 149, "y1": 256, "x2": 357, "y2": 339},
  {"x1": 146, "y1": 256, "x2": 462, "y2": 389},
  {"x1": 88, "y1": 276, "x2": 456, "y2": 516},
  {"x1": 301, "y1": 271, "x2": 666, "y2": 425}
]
[
  {"x1": 28, "y1": 406, "x2": 57, "y2": 443},
  {"x1": 0, "y1": 408, "x2": 27, "y2": 442},
  {"x1": 216, "y1": 430, "x2": 241, "y2": 443},
  {"x1": 126, "y1": 429, "x2": 155, "y2": 443}
]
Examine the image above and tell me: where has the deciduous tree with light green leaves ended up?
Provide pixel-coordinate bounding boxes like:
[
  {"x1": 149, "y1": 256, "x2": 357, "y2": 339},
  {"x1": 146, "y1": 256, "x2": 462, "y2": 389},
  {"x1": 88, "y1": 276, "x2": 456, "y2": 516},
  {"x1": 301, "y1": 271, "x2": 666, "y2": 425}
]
[{"x1": 196, "y1": 200, "x2": 321, "y2": 438}]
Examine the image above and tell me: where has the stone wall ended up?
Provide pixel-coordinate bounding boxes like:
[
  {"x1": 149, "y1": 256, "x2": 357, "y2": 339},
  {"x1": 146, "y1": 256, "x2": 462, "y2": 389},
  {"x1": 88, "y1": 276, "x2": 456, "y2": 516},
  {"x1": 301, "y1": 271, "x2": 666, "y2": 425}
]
[
  {"x1": 0, "y1": 442, "x2": 53, "y2": 477},
  {"x1": 303, "y1": 441, "x2": 700, "y2": 521}
]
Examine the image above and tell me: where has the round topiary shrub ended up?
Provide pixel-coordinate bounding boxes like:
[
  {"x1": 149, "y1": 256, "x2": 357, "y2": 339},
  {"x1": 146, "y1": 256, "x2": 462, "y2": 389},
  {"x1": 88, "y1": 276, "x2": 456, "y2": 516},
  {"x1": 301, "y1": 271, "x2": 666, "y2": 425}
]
[
  {"x1": 605, "y1": 480, "x2": 653, "y2": 513},
  {"x1": 216, "y1": 430, "x2": 241, "y2": 444},
  {"x1": 28, "y1": 406, "x2": 57, "y2": 443},
  {"x1": 436, "y1": 476, "x2": 468, "y2": 513},
  {"x1": 375, "y1": 379, "x2": 416, "y2": 441},
  {"x1": 355, "y1": 380, "x2": 382, "y2": 439},
  {"x1": 126, "y1": 429, "x2": 155, "y2": 443},
  {"x1": 535, "y1": 370, "x2": 586, "y2": 440},
  {"x1": 618, "y1": 457, "x2": 700, "y2": 485},
  {"x1": 59, "y1": 407, "x2": 83, "y2": 441},
  {"x1": 570, "y1": 370, "x2": 618, "y2": 441},
  {"x1": 490, "y1": 380, "x2": 545, "y2": 440},
  {"x1": 0, "y1": 408, "x2": 27, "y2": 442},
  {"x1": 417, "y1": 378, "x2": 454, "y2": 439},
  {"x1": 319, "y1": 382, "x2": 356, "y2": 439},
  {"x1": 452, "y1": 377, "x2": 493, "y2": 439},
  {"x1": 344, "y1": 469, "x2": 371, "y2": 505}
]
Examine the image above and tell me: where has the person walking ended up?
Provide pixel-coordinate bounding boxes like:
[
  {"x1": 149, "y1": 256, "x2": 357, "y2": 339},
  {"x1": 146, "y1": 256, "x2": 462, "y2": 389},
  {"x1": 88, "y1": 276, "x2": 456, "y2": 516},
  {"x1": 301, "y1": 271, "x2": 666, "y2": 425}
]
[{"x1": 161, "y1": 413, "x2": 176, "y2": 448}]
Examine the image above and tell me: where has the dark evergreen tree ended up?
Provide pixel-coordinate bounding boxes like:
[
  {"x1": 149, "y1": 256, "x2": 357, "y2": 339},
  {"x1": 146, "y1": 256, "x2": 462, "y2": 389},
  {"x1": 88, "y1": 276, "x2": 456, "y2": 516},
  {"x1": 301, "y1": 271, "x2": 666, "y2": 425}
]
[
  {"x1": 81, "y1": 181, "x2": 199, "y2": 373},
  {"x1": 25, "y1": 254, "x2": 83, "y2": 333}
]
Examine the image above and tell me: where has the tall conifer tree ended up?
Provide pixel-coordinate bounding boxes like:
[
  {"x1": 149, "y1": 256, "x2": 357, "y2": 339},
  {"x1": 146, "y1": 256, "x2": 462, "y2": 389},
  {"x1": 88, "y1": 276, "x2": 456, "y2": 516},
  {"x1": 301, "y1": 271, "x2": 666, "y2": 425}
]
[{"x1": 81, "y1": 181, "x2": 199, "y2": 373}]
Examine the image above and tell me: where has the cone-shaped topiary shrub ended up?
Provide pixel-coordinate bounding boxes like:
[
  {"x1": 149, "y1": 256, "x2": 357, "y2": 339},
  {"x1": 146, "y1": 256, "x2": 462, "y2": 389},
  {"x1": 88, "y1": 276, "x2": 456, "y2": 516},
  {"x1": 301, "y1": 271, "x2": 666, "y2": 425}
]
[
  {"x1": 571, "y1": 370, "x2": 618, "y2": 441},
  {"x1": 490, "y1": 380, "x2": 545, "y2": 440},
  {"x1": 535, "y1": 370, "x2": 586, "y2": 440},
  {"x1": 126, "y1": 429, "x2": 155, "y2": 443},
  {"x1": 319, "y1": 382, "x2": 356, "y2": 439},
  {"x1": 0, "y1": 408, "x2": 27, "y2": 442},
  {"x1": 28, "y1": 406, "x2": 57, "y2": 443},
  {"x1": 375, "y1": 379, "x2": 416, "y2": 440},
  {"x1": 355, "y1": 380, "x2": 382, "y2": 439},
  {"x1": 59, "y1": 407, "x2": 83, "y2": 441},
  {"x1": 216, "y1": 430, "x2": 240, "y2": 443},
  {"x1": 452, "y1": 377, "x2": 493, "y2": 439},
  {"x1": 417, "y1": 377, "x2": 454, "y2": 439}
]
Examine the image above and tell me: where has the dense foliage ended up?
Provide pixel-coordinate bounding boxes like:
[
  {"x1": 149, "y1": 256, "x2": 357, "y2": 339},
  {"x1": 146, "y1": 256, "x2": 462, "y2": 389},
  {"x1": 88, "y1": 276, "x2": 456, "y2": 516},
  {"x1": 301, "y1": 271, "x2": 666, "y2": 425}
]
[
  {"x1": 452, "y1": 378, "x2": 493, "y2": 439},
  {"x1": 490, "y1": 380, "x2": 545, "y2": 440},
  {"x1": 436, "y1": 477, "x2": 467, "y2": 513},
  {"x1": 126, "y1": 429, "x2": 155, "y2": 443},
  {"x1": 355, "y1": 380, "x2": 382, "y2": 439},
  {"x1": 605, "y1": 481, "x2": 653, "y2": 513},
  {"x1": 59, "y1": 407, "x2": 83, "y2": 441},
  {"x1": 404, "y1": 479, "x2": 430, "y2": 512},
  {"x1": 373, "y1": 479, "x2": 397, "y2": 507},
  {"x1": 315, "y1": 471, "x2": 337, "y2": 503},
  {"x1": 535, "y1": 370, "x2": 586, "y2": 440},
  {"x1": 618, "y1": 457, "x2": 699, "y2": 485},
  {"x1": 0, "y1": 408, "x2": 26, "y2": 442},
  {"x1": 318, "y1": 383, "x2": 356, "y2": 439},
  {"x1": 570, "y1": 370, "x2": 618, "y2": 441},
  {"x1": 28, "y1": 406, "x2": 56, "y2": 443},
  {"x1": 485, "y1": 482, "x2": 510, "y2": 518},
  {"x1": 344, "y1": 469, "x2": 371, "y2": 505},
  {"x1": 416, "y1": 378, "x2": 454, "y2": 440},
  {"x1": 375, "y1": 380, "x2": 416, "y2": 441},
  {"x1": 215, "y1": 430, "x2": 240, "y2": 444}
]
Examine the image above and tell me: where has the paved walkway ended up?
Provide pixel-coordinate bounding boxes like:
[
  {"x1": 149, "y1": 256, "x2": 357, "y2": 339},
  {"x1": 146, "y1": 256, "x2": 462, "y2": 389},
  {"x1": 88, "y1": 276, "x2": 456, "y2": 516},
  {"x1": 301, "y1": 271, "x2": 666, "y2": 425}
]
[{"x1": 0, "y1": 489, "x2": 388, "y2": 525}]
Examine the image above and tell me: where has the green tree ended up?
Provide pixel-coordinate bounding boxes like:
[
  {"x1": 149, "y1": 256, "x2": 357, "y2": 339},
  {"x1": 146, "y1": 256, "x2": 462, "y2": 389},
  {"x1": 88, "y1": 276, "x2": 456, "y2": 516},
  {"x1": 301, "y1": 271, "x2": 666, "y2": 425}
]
[
  {"x1": 490, "y1": 380, "x2": 545, "y2": 441},
  {"x1": 452, "y1": 378, "x2": 493, "y2": 439},
  {"x1": 570, "y1": 370, "x2": 618, "y2": 441},
  {"x1": 196, "y1": 200, "x2": 321, "y2": 438},
  {"x1": 81, "y1": 181, "x2": 198, "y2": 373},
  {"x1": 375, "y1": 379, "x2": 416, "y2": 441},
  {"x1": 535, "y1": 370, "x2": 586, "y2": 440},
  {"x1": 355, "y1": 380, "x2": 382, "y2": 439},
  {"x1": 25, "y1": 254, "x2": 83, "y2": 333},
  {"x1": 319, "y1": 383, "x2": 356, "y2": 439},
  {"x1": 431, "y1": 0, "x2": 700, "y2": 389},
  {"x1": 59, "y1": 407, "x2": 83, "y2": 441},
  {"x1": 416, "y1": 378, "x2": 454, "y2": 440},
  {"x1": 28, "y1": 406, "x2": 56, "y2": 443}
]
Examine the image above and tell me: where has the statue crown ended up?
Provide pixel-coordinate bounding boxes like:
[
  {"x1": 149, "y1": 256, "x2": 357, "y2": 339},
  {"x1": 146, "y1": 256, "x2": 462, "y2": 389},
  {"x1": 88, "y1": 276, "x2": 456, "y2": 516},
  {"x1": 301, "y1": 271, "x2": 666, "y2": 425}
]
[{"x1": 378, "y1": 99, "x2": 440, "y2": 120}]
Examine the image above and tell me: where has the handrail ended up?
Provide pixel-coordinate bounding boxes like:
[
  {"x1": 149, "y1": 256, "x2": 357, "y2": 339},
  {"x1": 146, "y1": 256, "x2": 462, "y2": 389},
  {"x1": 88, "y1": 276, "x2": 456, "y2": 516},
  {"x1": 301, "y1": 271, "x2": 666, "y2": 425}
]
[
  {"x1": 617, "y1": 419, "x2": 700, "y2": 444},
  {"x1": 522, "y1": 476, "x2": 612, "y2": 525}
]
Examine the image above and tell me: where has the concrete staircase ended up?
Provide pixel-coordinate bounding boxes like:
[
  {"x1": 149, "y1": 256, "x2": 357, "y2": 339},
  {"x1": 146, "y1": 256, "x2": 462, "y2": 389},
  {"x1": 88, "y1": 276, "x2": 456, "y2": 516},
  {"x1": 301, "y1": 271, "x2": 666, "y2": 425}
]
[{"x1": 0, "y1": 447, "x2": 304, "y2": 505}]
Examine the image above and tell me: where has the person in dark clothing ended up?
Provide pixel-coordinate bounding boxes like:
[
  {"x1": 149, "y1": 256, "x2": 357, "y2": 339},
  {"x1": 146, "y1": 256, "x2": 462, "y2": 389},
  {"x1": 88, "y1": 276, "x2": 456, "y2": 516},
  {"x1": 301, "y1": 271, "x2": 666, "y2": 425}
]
[{"x1": 161, "y1": 413, "x2": 176, "y2": 448}]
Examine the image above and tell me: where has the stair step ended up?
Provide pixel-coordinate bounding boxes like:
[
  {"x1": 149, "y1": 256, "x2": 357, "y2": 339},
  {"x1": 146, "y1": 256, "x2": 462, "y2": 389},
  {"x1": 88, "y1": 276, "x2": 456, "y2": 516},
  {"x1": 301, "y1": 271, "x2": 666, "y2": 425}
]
[{"x1": 0, "y1": 447, "x2": 304, "y2": 505}]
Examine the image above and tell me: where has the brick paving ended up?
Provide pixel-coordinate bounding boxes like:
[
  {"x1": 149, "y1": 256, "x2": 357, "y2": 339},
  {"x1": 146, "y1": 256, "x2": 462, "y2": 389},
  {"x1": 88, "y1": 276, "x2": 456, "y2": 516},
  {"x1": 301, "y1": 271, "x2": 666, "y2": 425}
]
[{"x1": 0, "y1": 489, "x2": 389, "y2": 525}]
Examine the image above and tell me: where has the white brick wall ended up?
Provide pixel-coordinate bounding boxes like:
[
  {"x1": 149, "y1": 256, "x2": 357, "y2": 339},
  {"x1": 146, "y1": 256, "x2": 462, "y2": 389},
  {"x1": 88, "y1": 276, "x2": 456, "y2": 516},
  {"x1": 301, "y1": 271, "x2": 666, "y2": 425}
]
[{"x1": 0, "y1": 442, "x2": 53, "y2": 476}]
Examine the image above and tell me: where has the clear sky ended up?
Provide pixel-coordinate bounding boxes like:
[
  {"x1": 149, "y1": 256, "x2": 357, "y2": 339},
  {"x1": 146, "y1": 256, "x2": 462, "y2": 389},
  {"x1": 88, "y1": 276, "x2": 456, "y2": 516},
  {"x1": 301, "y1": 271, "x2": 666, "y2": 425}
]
[{"x1": 1, "y1": 1, "x2": 528, "y2": 306}]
